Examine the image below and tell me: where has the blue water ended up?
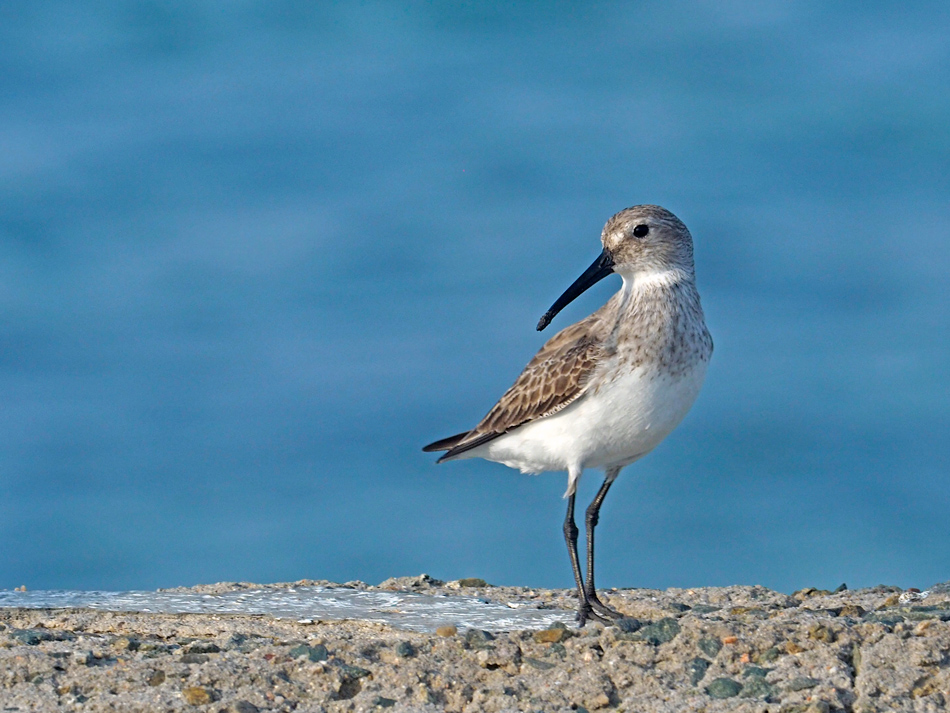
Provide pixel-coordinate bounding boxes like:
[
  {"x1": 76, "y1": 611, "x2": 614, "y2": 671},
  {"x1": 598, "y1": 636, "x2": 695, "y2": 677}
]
[{"x1": 1, "y1": 2, "x2": 948, "y2": 594}]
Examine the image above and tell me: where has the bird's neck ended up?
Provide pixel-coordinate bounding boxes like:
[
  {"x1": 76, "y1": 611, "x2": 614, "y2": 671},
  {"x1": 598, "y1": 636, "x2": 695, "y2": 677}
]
[{"x1": 601, "y1": 268, "x2": 704, "y2": 355}]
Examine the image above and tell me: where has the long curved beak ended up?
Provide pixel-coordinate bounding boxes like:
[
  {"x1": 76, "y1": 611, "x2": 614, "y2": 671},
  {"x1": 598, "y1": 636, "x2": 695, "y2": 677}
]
[{"x1": 536, "y1": 248, "x2": 615, "y2": 331}]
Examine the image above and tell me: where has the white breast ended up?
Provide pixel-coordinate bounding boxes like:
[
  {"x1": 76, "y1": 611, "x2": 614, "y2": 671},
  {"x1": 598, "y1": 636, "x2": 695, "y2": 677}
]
[{"x1": 468, "y1": 357, "x2": 709, "y2": 477}]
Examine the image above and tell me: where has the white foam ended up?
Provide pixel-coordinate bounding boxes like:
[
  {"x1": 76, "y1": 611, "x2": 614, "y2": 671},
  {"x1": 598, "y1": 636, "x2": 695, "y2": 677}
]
[{"x1": 0, "y1": 587, "x2": 574, "y2": 633}]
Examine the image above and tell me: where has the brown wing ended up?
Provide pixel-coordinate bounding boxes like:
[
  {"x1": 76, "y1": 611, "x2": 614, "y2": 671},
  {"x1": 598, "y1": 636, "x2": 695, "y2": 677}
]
[{"x1": 436, "y1": 318, "x2": 607, "y2": 462}]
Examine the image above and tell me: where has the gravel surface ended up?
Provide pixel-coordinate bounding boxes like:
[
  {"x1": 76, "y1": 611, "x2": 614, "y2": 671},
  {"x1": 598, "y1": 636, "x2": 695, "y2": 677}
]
[{"x1": 2, "y1": 576, "x2": 949, "y2": 712}]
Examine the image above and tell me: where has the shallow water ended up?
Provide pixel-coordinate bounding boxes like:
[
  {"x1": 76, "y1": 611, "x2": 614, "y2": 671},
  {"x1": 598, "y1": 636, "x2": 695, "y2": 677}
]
[{"x1": 0, "y1": 587, "x2": 572, "y2": 634}]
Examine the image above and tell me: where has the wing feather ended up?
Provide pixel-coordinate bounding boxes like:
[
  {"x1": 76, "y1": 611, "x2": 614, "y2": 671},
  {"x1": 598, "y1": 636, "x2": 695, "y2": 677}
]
[{"x1": 437, "y1": 318, "x2": 607, "y2": 461}]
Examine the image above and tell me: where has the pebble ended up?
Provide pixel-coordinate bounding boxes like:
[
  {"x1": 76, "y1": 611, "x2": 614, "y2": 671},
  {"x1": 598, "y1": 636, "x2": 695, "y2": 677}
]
[
  {"x1": 394, "y1": 641, "x2": 415, "y2": 658},
  {"x1": 180, "y1": 653, "x2": 209, "y2": 664},
  {"x1": 435, "y1": 625, "x2": 458, "y2": 637},
  {"x1": 705, "y1": 677, "x2": 742, "y2": 698},
  {"x1": 688, "y1": 657, "x2": 710, "y2": 685},
  {"x1": 231, "y1": 702, "x2": 259, "y2": 713},
  {"x1": 615, "y1": 617, "x2": 641, "y2": 633},
  {"x1": 289, "y1": 643, "x2": 328, "y2": 661},
  {"x1": 185, "y1": 642, "x2": 221, "y2": 654},
  {"x1": 807, "y1": 624, "x2": 835, "y2": 643},
  {"x1": 524, "y1": 656, "x2": 555, "y2": 670},
  {"x1": 457, "y1": 578, "x2": 488, "y2": 588},
  {"x1": 534, "y1": 627, "x2": 570, "y2": 643},
  {"x1": 739, "y1": 676, "x2": 773, "y2": 698},
  {"x1": 697, "y1": 636, "x2": 722, "y2": 657},
  {"x1": 636, "y1": 617, "x2": 680, "y2": 645},
  {"x1": 333, "y1": 661, "x2": 371, "y2": 682},
  {"x1": 463, "y1": 629, "x2": 495, "y2": 649},
  {"x1": 786, "y1": 676, "x2": 820, "y2": 691},
  {"x1": 182, "y1": 686, "x2": 214, "y2": 705}
]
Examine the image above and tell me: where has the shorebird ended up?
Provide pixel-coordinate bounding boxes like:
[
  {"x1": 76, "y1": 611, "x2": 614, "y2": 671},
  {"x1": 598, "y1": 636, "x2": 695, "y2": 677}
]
[{"x1": 423, "y1": 205, "x2": 713, "y2": 625}]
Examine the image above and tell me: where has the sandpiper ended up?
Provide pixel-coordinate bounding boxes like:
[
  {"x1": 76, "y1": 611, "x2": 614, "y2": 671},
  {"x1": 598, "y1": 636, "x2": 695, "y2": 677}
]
[{"x1": 424, "y1": 205, "x2": 713, "y2": 625}]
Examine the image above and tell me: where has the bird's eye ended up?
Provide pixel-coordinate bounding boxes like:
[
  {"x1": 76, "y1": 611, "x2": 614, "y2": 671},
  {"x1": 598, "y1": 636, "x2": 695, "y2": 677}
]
[{"x1": 633, "y1": 224, "x2": 649, "y2": 238}]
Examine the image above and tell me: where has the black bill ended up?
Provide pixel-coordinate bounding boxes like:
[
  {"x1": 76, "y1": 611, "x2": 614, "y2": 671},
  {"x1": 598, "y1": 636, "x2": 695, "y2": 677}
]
[{"x1": 536, "y1": 248, "x2": 615, "y2": 331}]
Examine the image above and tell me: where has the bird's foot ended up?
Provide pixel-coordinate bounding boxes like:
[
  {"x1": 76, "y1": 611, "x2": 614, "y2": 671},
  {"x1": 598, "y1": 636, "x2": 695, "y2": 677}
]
[
  {"x1": 587, "y1": 590, "x2": 623, "y2": 620},
  {"x1": 575, "y1": 602, "x2": 613, "y2": 628}
]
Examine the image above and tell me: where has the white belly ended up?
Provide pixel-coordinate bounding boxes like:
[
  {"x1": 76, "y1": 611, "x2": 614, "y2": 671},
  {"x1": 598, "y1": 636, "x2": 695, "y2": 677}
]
[{"x1": 466, "y1": 359, "x2": 708, "y2": 477}]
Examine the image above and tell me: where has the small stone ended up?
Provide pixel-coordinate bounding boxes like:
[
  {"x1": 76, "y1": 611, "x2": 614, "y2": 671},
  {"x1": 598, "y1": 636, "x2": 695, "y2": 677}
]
[
  {"x1": 722, "y1": 635, "x2": 738, "y2": 645},
  {"x1": 113, "y1": 637, "x2": 139, "y2": 651},
  {"x1": 754, "y1": 646, "x2": 781, "y2": 663},
  {"x1": 786, "y1": 640, "x2": 805, "y2": 654},
  {"x1": 231, "y1": 702, "x2": 259, "y2": 713},
  {"x1": 691, "y1": 604, "x2": 721, "y2": 614},
  {"x1": 807, "y1": 624, "x2": 835, "y2": 643},
  {"x1": 464, "y1": 629, "x2": 495, "y2": 649},
  {"x1": 395, "y1": 641, "x2": 415, "y2": 658},
  {"x1": 334, "y1": 662, "x2": 371, "y2": 682},
  {"x1": 371, "y1": 697, "x2": 397, "y2": 708},
  {"x1": 698, "y1": 637, "x2": 722, "y2": 657},
  {"x1": 436, "y1": 626, "x2": 458, "y2": 637},
  {"x1": 688, "y1": 657, "x2": 710, "y2": 685},
  {"x1": 911, "y1": 676, "x2": 939, "y2": 698},
  {"x1": 787, "y1": 676, "x2": 820, "y2": 691},
  {"x1": 740, "y1": 677, "x2": 773, "y2": 698},
  {"x1": 705, "y1": 677, "x2": 742, "y2": 699},
  {"x1": 180, "y1": 653, "x2": 209, "y2": 664},
  {"x1": 838, "y1": 604, "x2": 865, "y2": 618},
  {"x1": 589, "y1": 692, "x2": 611, "y2": 709},
  {"x1": 147, "y1": 670, "x2": 165, "y2": 687},
  {"x1": 11, "y1": 629, "x2": 54, "y2": 646},
  {"x1": 524, "y1": 656, "x2": 555, "y2": 670},
  {"x1": 185, "y1": 642, "x2": 220, "y2": 654},
  {"x1": 457, "y1": 578, "x2": 488, "y2": 587},
  {"x1": 833, "y1": 582, "x2": 848, "y2": 593},
  {"x1": 182, "y1": 686, "x2": 214, "y2": 705},
  {"x1": 883, "y1": 594, "x2": 901, "y2": 607},
  {"x1": 637, "y1": 618, "x2": 681, "y2": 645},
  {"x1": 534, "y1": 627, "x2": 570, "y2": 643},
  {"x1": 289, "y1": 644, "x2": 328, "y2": 662},
  {"x1": 379, "y1": 574, "x2": 443, "y2": 590},
  {"x1": 615, "y1": 617, "x2": 641, "y2": 633},
  {"x1": 475, "y1": 640, "x2": 521, "y2": 669}
]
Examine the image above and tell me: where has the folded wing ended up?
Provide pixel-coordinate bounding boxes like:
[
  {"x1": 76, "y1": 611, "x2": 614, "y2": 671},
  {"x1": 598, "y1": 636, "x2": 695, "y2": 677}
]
[{"x1": 424, "y1": 318, "x2": 608, "y2": 462}]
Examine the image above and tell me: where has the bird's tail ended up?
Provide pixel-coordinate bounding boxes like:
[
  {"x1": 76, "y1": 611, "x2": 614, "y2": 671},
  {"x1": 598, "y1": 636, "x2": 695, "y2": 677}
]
[{"x1": 422, "y1": 431, "x2": 470, "y2": 453}]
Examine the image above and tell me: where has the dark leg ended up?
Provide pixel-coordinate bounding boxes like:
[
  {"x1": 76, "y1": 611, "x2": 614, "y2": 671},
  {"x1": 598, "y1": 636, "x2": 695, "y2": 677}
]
[
  {"x1": 584, "y1": 469, "x2": 623, "y2": 619},
  {"x1": 563, "y1": 492, "x2": 585, "y2": 601},
  {"x1": 564, "y1": 489, "x2": 612, "y2": 627}
]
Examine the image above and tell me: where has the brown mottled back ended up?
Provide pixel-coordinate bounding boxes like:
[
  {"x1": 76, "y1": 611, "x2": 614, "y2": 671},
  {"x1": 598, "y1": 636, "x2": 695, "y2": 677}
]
[{"x1": 436, "y1": 297, "x2": 617, "y2": 461}]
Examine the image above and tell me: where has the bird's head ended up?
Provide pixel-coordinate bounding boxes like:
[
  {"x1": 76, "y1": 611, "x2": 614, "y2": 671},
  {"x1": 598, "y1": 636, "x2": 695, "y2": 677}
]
[
  {"x1": 537, "y1": 205, "x2": 694, "y2": 331},
  {"x1": 601, "y1": 205, "x2": 695, "y2": 278}
]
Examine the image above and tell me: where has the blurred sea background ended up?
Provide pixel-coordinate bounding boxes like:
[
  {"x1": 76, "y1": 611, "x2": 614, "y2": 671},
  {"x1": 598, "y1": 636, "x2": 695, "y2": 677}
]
[{"x1": 1, "y1": 1, "x2": 948, "y2": 593}]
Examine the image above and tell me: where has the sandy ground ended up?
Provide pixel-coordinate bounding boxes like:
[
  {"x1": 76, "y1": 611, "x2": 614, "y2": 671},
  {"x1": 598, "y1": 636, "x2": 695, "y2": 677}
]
[{"x1": 1, "y1": 576, "x2": 949, "y2": 712}]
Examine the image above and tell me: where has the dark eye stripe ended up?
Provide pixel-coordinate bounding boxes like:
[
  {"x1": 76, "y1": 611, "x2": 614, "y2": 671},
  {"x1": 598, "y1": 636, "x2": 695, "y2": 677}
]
[{"x1": 633, "y1": 224, "x2": 649, "y2": 238}]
